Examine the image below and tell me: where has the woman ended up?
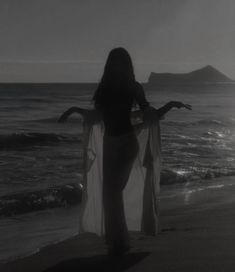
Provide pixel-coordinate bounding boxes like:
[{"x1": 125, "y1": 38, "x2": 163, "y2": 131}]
[{"x1": 59, "y1": 47, "x2": 191, "y2": 255}]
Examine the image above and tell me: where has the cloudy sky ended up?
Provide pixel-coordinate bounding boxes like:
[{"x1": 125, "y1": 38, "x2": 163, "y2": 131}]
[{"x1": 0, "y1": 0, "x2": 234, "y2": 82}]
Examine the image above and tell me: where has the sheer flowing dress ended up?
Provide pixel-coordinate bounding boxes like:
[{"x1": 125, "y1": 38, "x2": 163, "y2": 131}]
[{"x1": 79, "y1": 111, "x2": 161, "y2": 243}]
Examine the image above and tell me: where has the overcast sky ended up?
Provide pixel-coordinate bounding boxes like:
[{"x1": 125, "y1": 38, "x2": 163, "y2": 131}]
[{"x1": 0, "y1": 0, "x2": 234, "y2": 82}]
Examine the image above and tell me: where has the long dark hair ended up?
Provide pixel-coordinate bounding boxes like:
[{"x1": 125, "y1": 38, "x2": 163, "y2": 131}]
[{"x1": 93, "y1": 47, "x2": 136, "y2": 107}]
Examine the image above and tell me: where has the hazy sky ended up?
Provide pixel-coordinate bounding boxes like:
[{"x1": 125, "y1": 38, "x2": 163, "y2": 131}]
[{"x1": 0, "y1": 0, "x2": 234, "y2": 82}]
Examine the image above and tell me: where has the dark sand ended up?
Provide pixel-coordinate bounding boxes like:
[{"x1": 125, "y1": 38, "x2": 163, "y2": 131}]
[{"x1": 1, "y1": 178, "x2": 235, "y2": 272}]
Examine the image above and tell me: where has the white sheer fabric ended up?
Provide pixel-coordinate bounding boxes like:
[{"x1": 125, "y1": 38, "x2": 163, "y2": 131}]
[{"x1": 79, "y1": 114, "x2": 161, "y2": 236}]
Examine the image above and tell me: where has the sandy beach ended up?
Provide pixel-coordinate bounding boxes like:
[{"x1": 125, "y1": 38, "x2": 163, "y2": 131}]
[{"x1": 1, "y1": 178, "x2": 235, "y2": 272}]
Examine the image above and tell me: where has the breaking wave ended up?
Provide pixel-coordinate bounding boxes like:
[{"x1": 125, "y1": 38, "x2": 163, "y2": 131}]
[
  {"x1": 0, "y1": 132, "x2": 81, "y2": 149},
  {"x1": 0, "y1": 183, "x2": 83, "y2": 218}
]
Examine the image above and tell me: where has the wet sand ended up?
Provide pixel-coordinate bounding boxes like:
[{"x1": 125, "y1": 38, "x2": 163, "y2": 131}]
[{"x1": 1, "y1": 178, "x2": 235, "y2": 272}]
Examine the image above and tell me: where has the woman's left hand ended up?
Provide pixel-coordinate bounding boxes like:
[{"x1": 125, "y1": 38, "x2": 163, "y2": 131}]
[{"x1": 170, "y1": 101, "x2": 192, "y2": 110}]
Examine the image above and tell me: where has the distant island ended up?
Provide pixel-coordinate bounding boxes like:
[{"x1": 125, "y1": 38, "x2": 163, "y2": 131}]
[{"x1": 147, "y1": 65, "x2": 234, "y2": 86}]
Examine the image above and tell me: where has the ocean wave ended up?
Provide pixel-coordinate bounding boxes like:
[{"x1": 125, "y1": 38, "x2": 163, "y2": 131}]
[
  {"x1": 1, "y1": 168, "x2": 235, "y2": 217},
  {"x1": 16, "y1": 97, "x2": 54, "y2": 103},
  {"x1": 160, "y1": 168, "x2": 235, "y2": 185},
  {"x1": 1, "y1": 105, "x2": 40, "y2": 111},
  {"x1": 0, "y1": 183, "x2": 83, "y2": 218},
  {"x1": 191, "y1": 119, "x2": 223, "y2": 126},
  {"x1": 160, "y1": 169, "x2": 189, "y2": 185},
  {"x1": 32, "y1": 117, "x2": 59, "y2": 123},
  {"x1": 189, "y1": 118, "x2": 235, "y2": 128},
  {"x1": 202, "y1": 130, "x2": 228, "y2": 138},
  {"x1": 164, "y1": 118, "x2": 234, "y2": 128},
  {"x1": 163, "y1": 121, "x2": 188, "y2": 127},
  {"x1": 32, "y1": 116, "x2": 83, "y2": 123},
  {"x1": 0, "y1": 132, "x2": 80, "y2": 149}
]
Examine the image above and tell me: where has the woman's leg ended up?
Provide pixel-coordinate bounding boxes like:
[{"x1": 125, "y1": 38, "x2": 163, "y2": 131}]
[
  {"x1": 103, "y1": 135, "x2": 139, "y2": 249},
  {"x1": 103, "y1": 183, "x2": 129, "y2": 248}
]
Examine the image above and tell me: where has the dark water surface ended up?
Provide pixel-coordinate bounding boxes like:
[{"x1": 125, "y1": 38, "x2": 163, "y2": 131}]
[{"x1": 1, "y1": 83, "x2": 235, "y2": 261}]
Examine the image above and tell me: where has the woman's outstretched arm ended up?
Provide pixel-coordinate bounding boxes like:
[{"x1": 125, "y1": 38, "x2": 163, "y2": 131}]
[
  {"x1": 133, "y1": 83, "x2": 190, "y2": 112},
  {"x1": 156, "y1": 101, "x2": 192, "y2": 118},
  {"x1": 58, "y1": 107, "x2": 87, "y2": 123},
  {"x1": 133, "y1": 82, "x2": 191, "y2": 117}
]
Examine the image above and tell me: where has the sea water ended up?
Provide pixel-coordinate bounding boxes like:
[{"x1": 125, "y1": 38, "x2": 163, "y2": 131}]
[{"x1": 1, "y1": 83, "x2": 235, "y2": 262}]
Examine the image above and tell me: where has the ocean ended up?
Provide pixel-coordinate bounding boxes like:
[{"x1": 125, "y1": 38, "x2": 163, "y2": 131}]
[{"x1": 1, "y1": 83, "x2": 235, "y2": 262}]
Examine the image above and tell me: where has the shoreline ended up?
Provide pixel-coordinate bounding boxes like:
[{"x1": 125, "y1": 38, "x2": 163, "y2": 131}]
[{"x1": 1, "y1": 178, "x2": 235, "y2": 271}]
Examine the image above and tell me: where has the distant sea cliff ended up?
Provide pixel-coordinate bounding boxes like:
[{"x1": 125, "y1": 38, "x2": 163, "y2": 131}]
[{"x1": 147, "y1": 65, "x2": 234, "y2": 86}]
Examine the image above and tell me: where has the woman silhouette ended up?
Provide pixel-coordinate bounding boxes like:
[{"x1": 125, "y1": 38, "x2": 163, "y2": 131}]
[{"x1": 59, "y1": 47, "x2": 191, "y2": 255}]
